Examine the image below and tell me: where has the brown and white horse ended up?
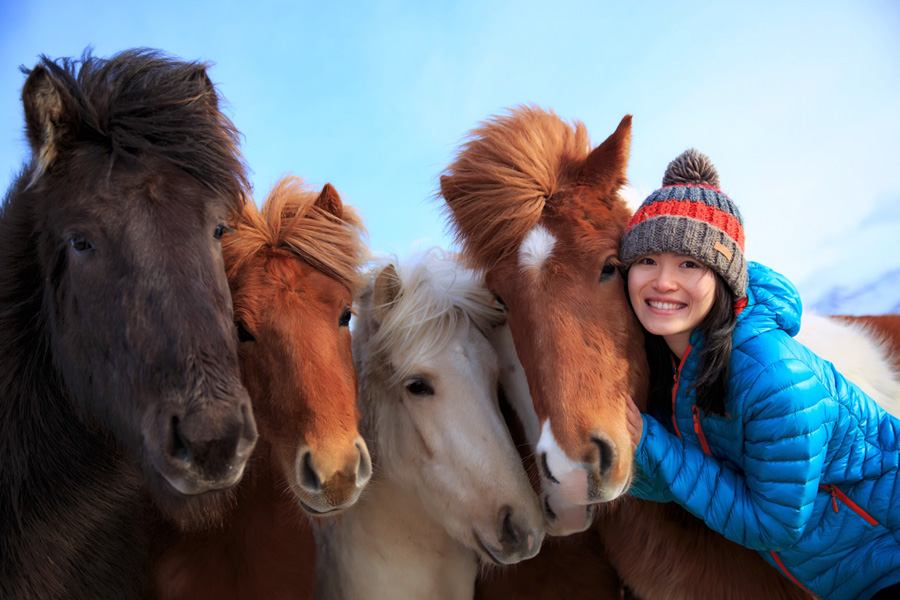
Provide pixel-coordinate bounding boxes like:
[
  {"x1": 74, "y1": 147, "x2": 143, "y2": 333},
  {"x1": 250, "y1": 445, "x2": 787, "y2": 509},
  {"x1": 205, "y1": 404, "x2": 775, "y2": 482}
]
[
  {"x1": 314, "y1": 250, "x2": 544, "y2": 600},
  {"x1": 152, "y1": 177, "x2": 371, "y2": 600},
  {"x1": 442, "y1": 106, "x2": 808, "y2": 599}
]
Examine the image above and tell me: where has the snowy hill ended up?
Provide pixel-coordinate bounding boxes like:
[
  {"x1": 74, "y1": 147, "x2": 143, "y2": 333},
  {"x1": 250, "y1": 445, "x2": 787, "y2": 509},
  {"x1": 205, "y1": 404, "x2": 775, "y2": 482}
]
[{"x1": 807, "y1": 268, "x2": 900, "y2": 316}]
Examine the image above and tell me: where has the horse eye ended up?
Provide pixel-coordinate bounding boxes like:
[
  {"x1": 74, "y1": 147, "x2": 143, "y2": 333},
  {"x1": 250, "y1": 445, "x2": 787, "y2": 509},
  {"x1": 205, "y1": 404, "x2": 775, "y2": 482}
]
[
  {"x1": 599, "y1": 261, "x2": 617, "y2": 283},
  {"x1": 235, "y1": 321, "x2": 255, "y2": 342},
  {"x1": 405, "y1": 378, "x2": 435, "y2": 397},
  {"x1": 493, "y1": 294, "x2": 507, "y2": 311},
  {"x1": 213, "y1": 224, "x2": 230, "y2": 241},
  {"x1": 69, "y1": 234, "x2": 93, "y2": 253},
  {"x1": 338, "y1": 308, "x2": 352, "y2": 328}
]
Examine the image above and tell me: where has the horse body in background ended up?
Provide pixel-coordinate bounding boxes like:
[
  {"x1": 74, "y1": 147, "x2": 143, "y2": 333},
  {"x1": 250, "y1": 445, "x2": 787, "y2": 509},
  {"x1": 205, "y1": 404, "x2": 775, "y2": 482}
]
[
  {"x1": 797, "y1": 314, "x2": 900, "y2": 416},
  {"x1": 315, "y1": 250, "x2": 544, "y2": 600},
  {"x1": 0, "y1": 50, "x2": 257, "y2": 599},
  {"x1": 442, "y1": 106, "x2": 806, "y2": 599},
  {"x1": 153, "y1": 177, "x2": 371, "y2": 600}
]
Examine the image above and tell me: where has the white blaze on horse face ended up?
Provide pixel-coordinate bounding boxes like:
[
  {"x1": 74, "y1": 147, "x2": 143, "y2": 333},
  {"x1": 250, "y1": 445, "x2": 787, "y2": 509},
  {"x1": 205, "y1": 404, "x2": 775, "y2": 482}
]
[
  {"x1": 518, "y1": 224, "x2": 556, "y2": 275},
  {"x1": 536, "y1": 420, "x2": 590, "y2": 505}
]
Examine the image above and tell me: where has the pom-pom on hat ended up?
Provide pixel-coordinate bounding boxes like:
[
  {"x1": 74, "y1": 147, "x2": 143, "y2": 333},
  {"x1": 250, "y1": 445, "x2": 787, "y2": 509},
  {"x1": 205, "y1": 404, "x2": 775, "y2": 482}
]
[{"x1": 620, "y1": 149, "x2": 748, "y2": 298}]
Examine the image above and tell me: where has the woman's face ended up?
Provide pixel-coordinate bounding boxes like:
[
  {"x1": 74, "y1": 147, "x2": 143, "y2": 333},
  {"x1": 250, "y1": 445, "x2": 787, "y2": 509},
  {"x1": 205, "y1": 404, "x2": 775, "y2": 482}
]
[{"x1": 627, "y1": 252, "x2": 718, "y2": 357}]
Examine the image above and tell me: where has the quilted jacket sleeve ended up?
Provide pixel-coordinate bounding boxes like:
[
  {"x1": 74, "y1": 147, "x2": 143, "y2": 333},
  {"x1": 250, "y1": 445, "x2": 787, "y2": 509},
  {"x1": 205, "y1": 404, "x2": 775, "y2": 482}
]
[{"x1": 632, "y1": 358, "x2": 835, "y2": 551}]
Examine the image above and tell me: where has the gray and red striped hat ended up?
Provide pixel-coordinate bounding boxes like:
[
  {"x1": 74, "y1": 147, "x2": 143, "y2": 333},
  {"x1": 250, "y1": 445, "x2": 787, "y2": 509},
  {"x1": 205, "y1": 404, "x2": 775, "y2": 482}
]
[{"x1": 620, "y1": 149, "x2": 748, "y2": 298}]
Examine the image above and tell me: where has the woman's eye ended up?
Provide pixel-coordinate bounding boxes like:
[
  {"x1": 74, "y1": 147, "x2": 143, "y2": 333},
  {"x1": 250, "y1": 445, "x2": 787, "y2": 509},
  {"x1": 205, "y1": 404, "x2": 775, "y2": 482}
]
[
  {"x1": 405, "y1": 378, "x2": 435, "y2": 397},
  {"x1": 235, "y1": 321, "x2": 255, "y2": 342},
  {"x1": 339, "y1": 308, "x2": 352, "y2": 327},
  {"x1": 69, "y1": 234, "x2": 93, "y2": 253}
]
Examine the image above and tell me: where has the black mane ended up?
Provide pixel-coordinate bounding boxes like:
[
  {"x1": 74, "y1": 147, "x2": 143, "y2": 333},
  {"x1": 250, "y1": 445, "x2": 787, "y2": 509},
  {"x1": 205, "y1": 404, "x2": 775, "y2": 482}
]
[{"x1": 23, "y1": 48, "x2": 249, "y2": 209}]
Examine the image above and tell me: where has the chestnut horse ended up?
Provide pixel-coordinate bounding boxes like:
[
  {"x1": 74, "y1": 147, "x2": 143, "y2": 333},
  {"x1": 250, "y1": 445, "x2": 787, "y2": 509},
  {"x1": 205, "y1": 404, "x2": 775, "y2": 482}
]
[
  {"x1": 0, "y1": 49, "x2": 257, "y2": 599},
  {"x1": 152, "y1": 176, "x2": 371, "y2": 599},
  {"x1": 314, "y1": 250, "x2": 544, "y2": 599},
  {"x1": 442, "y1": 106, "x2": 806, "y2": 599}
]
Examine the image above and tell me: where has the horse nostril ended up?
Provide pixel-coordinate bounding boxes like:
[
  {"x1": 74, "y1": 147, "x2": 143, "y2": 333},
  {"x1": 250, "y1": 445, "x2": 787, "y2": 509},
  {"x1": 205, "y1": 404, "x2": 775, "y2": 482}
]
[
  {"x1": 591, "y1": 435, "x2": 615, "y2": 476},
  {"x1": 301, "y1": 451, "x2": 321, "y2": 491},
  {"x1": 540, "y1": 452, "x2": 560, "y2": 484},
  {"x1": 498, "y1": 505, "x2": 520, "y2": 548},
  {"x1": 356, "y1": 442, "x2": 372, "y2": 483},
  {"x1": 168, "y1": 415, "x2": 192, "y2": 463}
]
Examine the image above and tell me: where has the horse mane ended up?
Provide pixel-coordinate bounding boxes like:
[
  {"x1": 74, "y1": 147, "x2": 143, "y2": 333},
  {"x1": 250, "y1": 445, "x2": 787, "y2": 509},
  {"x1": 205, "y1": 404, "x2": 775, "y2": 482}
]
[
  {"x1": 361, "y1": 249, "x2": 503, "y2": 386},
  {"x1": 224, "y1": 176, "x2": 368, "y2": 294},
  {"x1": 441, "y1": 105, "x2": 594, "y2": 272},
  {"x1": 24, "y1": 48, "x2": 248, "y2": 210}
]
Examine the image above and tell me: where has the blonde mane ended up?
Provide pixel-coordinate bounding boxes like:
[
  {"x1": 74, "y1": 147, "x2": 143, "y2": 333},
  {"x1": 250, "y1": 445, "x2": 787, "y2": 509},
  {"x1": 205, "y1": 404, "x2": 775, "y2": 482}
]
[
  {"x1": 441, "y1": 105, "x2": 593, "y2": 272},
  {"x1": 359, "y1": 249, "x2": 503, "y2": 386},
  {"x1": 224, "y1": 176, "x2": 368, "y2": 294}
]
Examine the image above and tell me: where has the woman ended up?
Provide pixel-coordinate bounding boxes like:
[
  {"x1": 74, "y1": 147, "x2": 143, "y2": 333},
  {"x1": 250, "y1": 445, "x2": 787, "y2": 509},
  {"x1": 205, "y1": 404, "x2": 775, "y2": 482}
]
[{"x1": 621, "y1": 149, "x2": 900, "y2": 600}]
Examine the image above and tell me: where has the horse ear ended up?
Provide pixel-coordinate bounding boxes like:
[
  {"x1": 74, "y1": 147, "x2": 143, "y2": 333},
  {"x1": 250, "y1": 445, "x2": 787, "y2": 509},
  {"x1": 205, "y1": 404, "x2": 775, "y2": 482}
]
[
  {"x1": 22, "y1": 64, "x2": 75, "y2": 176},
  {"x1": 373, "y1": 264, "x2": 401, "y2": 322},
  {"x1": 314, "y1": 183, "x2": 344, "y2": 219},
  {"x1": 583, "y1": 114, "x2": 632, "y2": 191}
]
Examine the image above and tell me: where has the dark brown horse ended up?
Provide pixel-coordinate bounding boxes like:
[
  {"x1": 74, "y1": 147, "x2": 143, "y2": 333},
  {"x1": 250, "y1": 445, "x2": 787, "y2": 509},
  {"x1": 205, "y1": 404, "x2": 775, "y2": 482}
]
[
  {"x1": 152, "y1": 176, "x2": 371, "y2": 600},
  {"x1": 0, "y1": 49, "x2": 257, "y2": 599}
]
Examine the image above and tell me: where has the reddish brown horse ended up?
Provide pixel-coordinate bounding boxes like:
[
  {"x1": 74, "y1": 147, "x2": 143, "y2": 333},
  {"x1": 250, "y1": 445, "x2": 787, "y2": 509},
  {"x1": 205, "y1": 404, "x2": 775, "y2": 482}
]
[
  {"x1": 443, "y1": 106, "x2": 807, "y2": 599},
  {"x1": 1, "y1": 49, "x2": 256, "y2": 599},
  {"x1": 152, "y1": 176, "x2": 371, "y2": 599}
]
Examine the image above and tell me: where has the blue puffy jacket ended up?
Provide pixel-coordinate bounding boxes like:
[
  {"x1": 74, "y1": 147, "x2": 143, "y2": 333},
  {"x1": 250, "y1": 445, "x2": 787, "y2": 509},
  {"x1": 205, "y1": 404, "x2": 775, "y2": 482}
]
[{"x1": 630, "y1": 262, "x2": 900, "y2": 600}]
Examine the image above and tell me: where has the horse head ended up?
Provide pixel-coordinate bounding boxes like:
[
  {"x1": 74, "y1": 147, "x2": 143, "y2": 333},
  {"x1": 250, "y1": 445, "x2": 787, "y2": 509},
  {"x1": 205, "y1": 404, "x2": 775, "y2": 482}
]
[
  {"x1": 442, "y1": 107, "x2": 648, "y2": 507},
  {"x1": 352, "y1": 251, "x2": 545, "y2": 565},
  {"x1": 16, "y1": 50, "x2": 258, "y2": 525},
  {"x1": 224, "y1": 177, "x2": 371, "y2": 515}
]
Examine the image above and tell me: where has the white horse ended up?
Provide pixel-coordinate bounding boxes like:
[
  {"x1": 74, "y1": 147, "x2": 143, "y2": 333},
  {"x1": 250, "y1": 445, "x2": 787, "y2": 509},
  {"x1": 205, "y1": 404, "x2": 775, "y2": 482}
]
[{"x1": 314, "y1": 250, "x2": 544, "y2": 600}]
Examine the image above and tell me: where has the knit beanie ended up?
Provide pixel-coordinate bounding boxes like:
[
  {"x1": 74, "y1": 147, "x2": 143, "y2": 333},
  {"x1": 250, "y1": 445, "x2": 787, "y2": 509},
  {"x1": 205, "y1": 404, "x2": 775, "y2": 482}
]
[{"x1": 620, "y1": 149, "x2": 748, "y2": 298}]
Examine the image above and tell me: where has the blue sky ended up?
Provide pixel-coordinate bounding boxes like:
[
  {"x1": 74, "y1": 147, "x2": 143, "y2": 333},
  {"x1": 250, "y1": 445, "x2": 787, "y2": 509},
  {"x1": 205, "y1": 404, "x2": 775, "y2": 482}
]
[{"x1": 2, "y1": 1, "x2": 898, "y2": 311}]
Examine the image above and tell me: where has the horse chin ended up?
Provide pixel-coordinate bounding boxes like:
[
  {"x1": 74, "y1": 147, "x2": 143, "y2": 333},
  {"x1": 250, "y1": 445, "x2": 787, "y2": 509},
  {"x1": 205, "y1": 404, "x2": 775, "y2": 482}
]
[
  {"x1": 142, "y1": 464, "x2": 238, "y2": 531},
  {"x1": 543, "y1": 489, "x2": 596, "y2": 536},
  {"x1": 471, "y1": 527, "x2": 542, "y2": 566},
  {"x1": 290, "y1": 485, "x2": 364, "y2": 518}
]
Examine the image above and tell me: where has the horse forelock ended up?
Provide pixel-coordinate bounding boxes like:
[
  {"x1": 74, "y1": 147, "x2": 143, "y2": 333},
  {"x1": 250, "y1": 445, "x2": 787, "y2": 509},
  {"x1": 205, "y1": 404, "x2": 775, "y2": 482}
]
[
  {"x1": 360, "y1": 250, "x2": 502, "y2": 387},
  {"x1": 223, "y1": 176, "x2": 368, "y2": 296},
  {"x1": 441, "y1": 105, "x2": 592, "y2": 272},
  {"x1": 30, "y1": 48, "x2": 248, "y2": 213}
]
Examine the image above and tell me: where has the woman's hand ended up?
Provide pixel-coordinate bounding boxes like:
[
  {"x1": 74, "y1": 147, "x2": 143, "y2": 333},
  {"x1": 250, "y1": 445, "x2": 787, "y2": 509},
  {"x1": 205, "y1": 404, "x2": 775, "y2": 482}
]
[{"x1": 625, "y1": 394, "x2": 644, "y2": 451}]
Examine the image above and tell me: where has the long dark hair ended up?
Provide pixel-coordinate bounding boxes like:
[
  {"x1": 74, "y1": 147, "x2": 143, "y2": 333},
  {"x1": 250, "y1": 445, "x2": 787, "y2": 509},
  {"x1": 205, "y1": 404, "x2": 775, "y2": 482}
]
[{"x1": 645, "y1": 274, "x2": 737, "y2": 418}]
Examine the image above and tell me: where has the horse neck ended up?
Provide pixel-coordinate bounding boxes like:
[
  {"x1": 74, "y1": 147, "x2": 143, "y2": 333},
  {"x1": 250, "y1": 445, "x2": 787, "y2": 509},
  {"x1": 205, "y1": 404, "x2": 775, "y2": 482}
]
[
  {"x1": 315, "y1": 475, "x2": 477, "y2": 600},
  {"x1": 0, "y1": 365, "x2": 150, "y2": 598},
  {"x1": 152, "y1": 439, "x2": 317, "y2": 600}
]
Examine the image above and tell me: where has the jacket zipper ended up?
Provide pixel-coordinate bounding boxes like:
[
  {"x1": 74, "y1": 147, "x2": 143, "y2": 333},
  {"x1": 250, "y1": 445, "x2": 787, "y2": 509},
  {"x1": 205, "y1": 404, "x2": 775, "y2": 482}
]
[
  {"x1": 819, "y1": 484, "x2": 879, "y2": 525},
  {"x1": 670, "y1": 345, "x2": 693, "y2": 439},
  {"x1": 769, "y1": 552, "x2": 820, "y2": 599},
  {"x1": 770, "y1": 485, "x2": 879, "y2": 598}
]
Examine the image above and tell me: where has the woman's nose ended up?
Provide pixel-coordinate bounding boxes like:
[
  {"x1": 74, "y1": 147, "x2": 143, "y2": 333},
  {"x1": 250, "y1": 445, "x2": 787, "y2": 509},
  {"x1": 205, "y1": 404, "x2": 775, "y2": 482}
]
[{"x1": 653, "y1": 267, "x2": 678, "y2": 291}]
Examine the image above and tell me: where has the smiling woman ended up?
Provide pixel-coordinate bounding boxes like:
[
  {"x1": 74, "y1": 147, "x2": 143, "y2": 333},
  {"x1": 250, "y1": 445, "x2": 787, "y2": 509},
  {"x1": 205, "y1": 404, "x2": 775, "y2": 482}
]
[{"x1": 622, "y1": 150, "x2": 900, "y2": 600}]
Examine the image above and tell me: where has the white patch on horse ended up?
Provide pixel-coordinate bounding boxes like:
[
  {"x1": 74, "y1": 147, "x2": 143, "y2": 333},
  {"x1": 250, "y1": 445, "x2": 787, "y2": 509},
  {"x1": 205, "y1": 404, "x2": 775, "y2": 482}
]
[
  {"x1": 518, "y1": 225, "x2": 556, "y2": 275},
  {"x1": 536, "y1": 420, "x2": 590, "y2": 504}
]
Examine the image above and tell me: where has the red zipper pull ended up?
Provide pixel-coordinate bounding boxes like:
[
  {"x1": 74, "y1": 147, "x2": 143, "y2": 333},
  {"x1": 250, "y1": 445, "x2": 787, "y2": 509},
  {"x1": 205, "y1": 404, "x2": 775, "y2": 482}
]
[
  {"x1": 692, "y1": 405, "x2": 712, "y2": 455},
  {"x1": 820, "y1": 485, "x2": 838, "y2": 513}
]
